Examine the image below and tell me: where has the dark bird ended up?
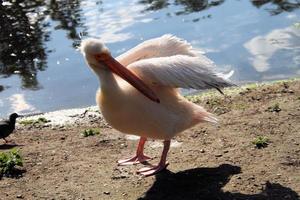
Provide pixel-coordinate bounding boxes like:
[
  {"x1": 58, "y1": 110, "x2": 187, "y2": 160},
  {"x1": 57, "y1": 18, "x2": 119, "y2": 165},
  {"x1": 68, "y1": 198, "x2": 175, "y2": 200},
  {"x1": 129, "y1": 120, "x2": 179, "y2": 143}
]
[{"x1": 0, "y1": 113, "x2": 19, "y2": 143}]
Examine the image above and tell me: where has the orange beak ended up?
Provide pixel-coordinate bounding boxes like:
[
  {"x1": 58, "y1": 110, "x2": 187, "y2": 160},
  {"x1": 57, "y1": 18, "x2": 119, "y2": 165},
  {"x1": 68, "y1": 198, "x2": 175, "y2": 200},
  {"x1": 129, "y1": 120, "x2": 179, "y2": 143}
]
[{"x1": 96, "y1": 54, "x2": 160, "y2": 103}]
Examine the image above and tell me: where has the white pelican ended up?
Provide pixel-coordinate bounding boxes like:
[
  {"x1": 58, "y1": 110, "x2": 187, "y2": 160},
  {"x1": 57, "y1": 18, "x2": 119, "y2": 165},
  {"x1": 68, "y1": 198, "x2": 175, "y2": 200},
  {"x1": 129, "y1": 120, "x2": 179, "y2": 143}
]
[{"x1": 80, "y1": 35, "x2": 235, "y2": 176}]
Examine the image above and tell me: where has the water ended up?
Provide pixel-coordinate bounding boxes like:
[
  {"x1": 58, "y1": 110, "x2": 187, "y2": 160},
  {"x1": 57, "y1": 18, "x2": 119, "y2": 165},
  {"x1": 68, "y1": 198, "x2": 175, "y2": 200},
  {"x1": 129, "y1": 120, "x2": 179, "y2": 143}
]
[{"x1": 0, "y1": 0, "x2": 300, "y2": 117}]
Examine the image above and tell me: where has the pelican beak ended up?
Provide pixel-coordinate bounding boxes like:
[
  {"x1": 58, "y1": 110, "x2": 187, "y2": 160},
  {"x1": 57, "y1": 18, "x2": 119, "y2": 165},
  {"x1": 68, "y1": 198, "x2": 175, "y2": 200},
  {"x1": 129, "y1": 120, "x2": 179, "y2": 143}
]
[{"x1": 95, "y1": 54, "x2": 160, "y2": 103}]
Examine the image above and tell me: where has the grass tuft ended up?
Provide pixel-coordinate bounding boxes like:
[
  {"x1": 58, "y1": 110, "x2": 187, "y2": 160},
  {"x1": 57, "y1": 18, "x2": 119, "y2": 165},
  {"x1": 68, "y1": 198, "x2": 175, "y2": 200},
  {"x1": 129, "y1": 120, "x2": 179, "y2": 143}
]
[
  {"x1": 0, "y1": 149, "x2": 23, "y2": 176},
  {"x1": 20, "y1": 117, "x2": 50, "y2": 126},
  {"x1": 81, "y1": 128, "x2": 100, "y2": 137},
  {"x1": 294, "y1": 22, "x2": 300, "y2": 29},
  {"x1": 252, "y1": 136, "x2": 269, "y2": 149}
]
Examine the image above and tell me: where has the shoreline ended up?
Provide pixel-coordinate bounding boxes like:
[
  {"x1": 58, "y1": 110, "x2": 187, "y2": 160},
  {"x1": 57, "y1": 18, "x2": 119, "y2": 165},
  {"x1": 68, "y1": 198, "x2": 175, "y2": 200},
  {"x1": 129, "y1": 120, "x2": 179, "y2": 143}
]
[
  {"x1": 1, "y1": 77, "x2": 299, "y2": 199},
  {"x1": 15, "y1": 78, "x2": 299, "y2": 127}
]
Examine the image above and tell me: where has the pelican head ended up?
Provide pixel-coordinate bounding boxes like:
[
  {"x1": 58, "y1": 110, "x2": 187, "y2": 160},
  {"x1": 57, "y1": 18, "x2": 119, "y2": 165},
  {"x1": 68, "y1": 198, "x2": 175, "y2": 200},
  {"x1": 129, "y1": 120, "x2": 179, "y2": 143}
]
[
  {"x1": 80, "y1": 38, "x2": 160, "y2": 103},
  {"x1": 80, "y1": 38, "x2": 111, "y2": 71}
]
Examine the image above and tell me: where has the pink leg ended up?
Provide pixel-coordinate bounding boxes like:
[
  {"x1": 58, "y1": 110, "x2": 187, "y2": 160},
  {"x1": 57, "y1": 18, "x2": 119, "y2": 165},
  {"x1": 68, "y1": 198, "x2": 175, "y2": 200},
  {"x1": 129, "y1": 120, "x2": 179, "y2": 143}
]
[
  {"x1": 118, "y1": 137, "x2": 151, "y2": 166},
  {"x1": 137, "y1": 140, "x2": 170, "y2": 177}
]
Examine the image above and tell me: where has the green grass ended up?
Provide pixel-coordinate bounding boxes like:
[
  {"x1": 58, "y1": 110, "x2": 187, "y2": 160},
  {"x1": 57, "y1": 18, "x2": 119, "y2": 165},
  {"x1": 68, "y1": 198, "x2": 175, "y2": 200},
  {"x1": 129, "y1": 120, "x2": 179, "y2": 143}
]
[
  {"x1": 0, "y1": 149, "x2": 23, "y2": 176},
  {"x1": 185, "y1": 78, "x2": 300, "y2": 103},
  {"x1": 231, "y1": 103, "x2": 249, "y2": 110},
  {"x1": 294, "y1": 22, "x2": 300, "y2": 29},
  {"x1": 86, "y1": 107, "x2": 99, "y2": 112},
  {"x1": 20, "y1": 117, "x2": 50, "y2": 126},
  {"x1": 37, "y1": 117, "x2": 50, "y2": 123},
  {"x1": 19, "y1": 119, "x2": 35, "y2": 125},
  {"x1": 81, "y1": 128, "x2": 100, "y2": 137},
  {"x1": 206, "y1": 98, "x2": 222, "y2": 107},
  {"x1": 252, "y1": 136, "x2": 269, "y2": 149}
]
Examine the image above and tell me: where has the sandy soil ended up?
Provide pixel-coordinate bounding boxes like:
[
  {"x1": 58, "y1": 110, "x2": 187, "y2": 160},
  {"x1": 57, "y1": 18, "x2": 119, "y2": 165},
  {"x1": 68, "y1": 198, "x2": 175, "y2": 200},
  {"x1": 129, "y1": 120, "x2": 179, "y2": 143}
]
[{"x1": 0, "y1": 80, "x2": 299, "y2": 200}]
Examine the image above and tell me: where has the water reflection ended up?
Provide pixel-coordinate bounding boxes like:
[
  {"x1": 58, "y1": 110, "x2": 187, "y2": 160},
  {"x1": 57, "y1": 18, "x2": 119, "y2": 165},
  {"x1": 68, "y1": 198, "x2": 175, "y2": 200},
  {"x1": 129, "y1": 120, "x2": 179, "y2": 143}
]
[
  {"x1": 0, "y1": 0, "x2": 84, "y2": 90},
  {"x1": 251, "y1": 0, "x2": 300, "y2": 15},
  {"x1": 0, "y1": 0, "x2": 300, "y2": 117},
  {"x1": 82, "y1": 1, "x2": 148, "y2": 44},
  {"x1": 139, "y1": 0, "x2": 300, "y2": 15},
  {"x1": 139, "y1": 0, "x2": 225, "y2": 14},
  {"x1": 0, "y1": 0, "x2": 49, "y2": 90},
  {"x1": 138, "y1": 0, "x2": 170, "y2": 11},
  {"x1": 47, "y1": 0, "x2": 84, "y2": 47},
  {"x1": 244, "y1": 25, "x2": 300, "y2": 73},
  {"x1": 174, "y1": 0, "x2": 224, "y2": 15},
  {"x1": 1, "y1": 0, "x2": 300, "y2": 91},
  {"x1": 9, "y1": 94, "x2": 37, "y2": 113}
]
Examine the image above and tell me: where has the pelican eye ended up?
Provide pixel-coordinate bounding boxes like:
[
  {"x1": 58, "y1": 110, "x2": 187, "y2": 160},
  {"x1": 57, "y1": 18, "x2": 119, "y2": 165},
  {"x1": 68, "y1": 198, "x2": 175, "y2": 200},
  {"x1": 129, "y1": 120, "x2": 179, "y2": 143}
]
[{"x1": 95, "y1": 53, "x2": 110, "y2": 62}]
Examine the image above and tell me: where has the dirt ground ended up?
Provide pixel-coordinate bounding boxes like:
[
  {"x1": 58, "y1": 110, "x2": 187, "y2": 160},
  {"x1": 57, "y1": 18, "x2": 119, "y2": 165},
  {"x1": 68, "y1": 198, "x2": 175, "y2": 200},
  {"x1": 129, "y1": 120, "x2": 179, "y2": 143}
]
[{"x1": 0, "y1": 80, "x2": 299, "y2": 200}]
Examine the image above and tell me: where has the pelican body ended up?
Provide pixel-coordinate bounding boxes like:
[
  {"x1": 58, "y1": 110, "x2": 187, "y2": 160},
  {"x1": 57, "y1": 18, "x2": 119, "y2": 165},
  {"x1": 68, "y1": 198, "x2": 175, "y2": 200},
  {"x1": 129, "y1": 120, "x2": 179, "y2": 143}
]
[
  {"x1": 81, "y1": 35, "x2": 234, "y2": 176},
  {"x1": 98, "y1": 74, "x2": 208, "y2": 140}
]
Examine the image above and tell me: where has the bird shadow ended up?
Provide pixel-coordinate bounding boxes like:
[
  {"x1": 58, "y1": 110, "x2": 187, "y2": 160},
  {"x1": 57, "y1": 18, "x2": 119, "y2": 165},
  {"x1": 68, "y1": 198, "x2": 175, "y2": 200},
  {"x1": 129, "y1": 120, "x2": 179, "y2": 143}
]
[
  {"x1": 138, "y1": 164, "x2": 299, "y2": 200},
  {"x1": 0, "y1": 143, "x2": 23, "y2": 150},
  {"x1": 0, "y1": 168, "x2": 26, "y2": 180}
]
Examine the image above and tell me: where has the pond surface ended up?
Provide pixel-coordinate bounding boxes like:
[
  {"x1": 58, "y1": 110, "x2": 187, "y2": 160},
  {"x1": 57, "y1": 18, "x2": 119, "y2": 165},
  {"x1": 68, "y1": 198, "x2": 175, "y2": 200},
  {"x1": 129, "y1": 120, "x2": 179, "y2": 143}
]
[{"x1": 0, "y1": 0, "x2": 300, "y2": 117}]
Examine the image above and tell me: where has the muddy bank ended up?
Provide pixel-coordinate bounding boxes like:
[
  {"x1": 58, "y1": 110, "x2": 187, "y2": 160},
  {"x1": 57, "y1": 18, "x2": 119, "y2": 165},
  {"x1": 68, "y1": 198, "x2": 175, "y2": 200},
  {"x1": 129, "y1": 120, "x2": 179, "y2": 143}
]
[{"x1": 0, "y1": 79, "x2": 299, "y2": 200}]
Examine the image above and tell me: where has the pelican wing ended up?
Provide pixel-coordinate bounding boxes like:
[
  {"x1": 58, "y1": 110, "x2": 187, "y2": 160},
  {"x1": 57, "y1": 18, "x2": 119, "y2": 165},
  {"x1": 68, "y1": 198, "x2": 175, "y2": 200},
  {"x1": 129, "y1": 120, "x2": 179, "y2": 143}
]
[
  {"x1": 116, "y1": 34, "x2": 201, "y2": 66},
  {"x1": 128, "y1": 55, "x2": 235, "y2": 92}
]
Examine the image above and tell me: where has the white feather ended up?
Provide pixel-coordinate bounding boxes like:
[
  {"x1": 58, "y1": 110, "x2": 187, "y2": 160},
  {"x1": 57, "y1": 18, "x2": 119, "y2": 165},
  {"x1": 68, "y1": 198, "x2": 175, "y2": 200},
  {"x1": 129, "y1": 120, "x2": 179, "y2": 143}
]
[
  {"x1": 116, "y1": 34, "x2": 199, "y2": 66},
  {"x1": 217, "y1": 70, "x2": 234, "y2": 80},
  {"x1": 114, "y1": 34, "x2": 235, "y2": 92},
  {"x1": 128, "y1": 55, "x2": 235, "y2": 90}
]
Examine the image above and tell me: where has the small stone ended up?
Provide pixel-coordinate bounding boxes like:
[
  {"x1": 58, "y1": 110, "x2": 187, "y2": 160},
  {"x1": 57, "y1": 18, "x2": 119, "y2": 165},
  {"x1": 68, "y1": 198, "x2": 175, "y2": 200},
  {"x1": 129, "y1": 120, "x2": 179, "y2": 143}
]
[
  {"x1": 200, "y1": 149, "x2": 205, "y2": 153},
  {"x1": 16, "y1": 194, "x2": 23, "y2": 198},
  {"x1": 120, "y1": 143, "x2": 127, "y2": 148},
  {"x1": 103, "y1": 191, "x2": 110, "y2": 195},
  {"x1": 281, "y1": 88, "x2": 294, "y2": 93},
  {"x1": 215, "y1": 154, "x2": 222, "y2": 157}
]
